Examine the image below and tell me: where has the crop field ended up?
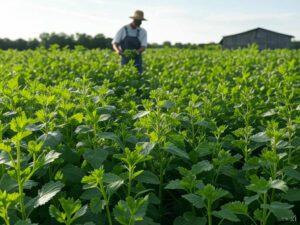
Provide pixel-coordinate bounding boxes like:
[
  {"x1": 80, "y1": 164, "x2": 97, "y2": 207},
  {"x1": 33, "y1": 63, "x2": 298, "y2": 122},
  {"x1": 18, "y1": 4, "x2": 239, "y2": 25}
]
[{"x1": 0, "y1": 46, "x2": 300, "y2": 225}]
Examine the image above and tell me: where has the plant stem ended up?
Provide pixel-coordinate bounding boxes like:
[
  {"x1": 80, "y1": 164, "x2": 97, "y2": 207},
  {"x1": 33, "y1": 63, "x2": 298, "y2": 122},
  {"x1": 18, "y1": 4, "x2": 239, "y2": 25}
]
[
  {"x1": 16, "y1": 140, "x2": 26, "y2": 220},
  {"x1": 128, "y1": 166, "x2": 133, "y2": 197},
  {"x1": 207, "y1": 200, "x2": 212, "y2": 225},
  {"x1": 158, "y1": 156, "x2": 164, "y2": 214},
  {"x1": 99, "y1": 186, "x2": 112, "y2": 225},
  {"x1": 261, "y1": 193, "x2": 268, "y2": 225}
]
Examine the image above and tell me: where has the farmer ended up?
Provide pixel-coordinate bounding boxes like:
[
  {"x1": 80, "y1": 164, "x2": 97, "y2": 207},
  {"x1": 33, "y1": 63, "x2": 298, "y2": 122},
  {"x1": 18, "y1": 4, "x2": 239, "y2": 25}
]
[{"x1": 112, "y1": 10, "x2": 147, "y2": 73}]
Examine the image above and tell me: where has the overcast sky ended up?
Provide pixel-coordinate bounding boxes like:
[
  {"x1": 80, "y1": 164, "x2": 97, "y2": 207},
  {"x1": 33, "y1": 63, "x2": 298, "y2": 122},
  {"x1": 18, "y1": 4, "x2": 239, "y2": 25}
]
[{"x1": 1, "y1": 0, "x2": 299, "y2": 44}]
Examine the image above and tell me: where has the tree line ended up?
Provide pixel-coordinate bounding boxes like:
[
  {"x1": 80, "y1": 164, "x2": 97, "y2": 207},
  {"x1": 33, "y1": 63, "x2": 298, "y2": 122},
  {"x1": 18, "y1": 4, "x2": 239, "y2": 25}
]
[
  {"x1": 0, "y1": 33, "x2": 113, "y2": 50},
  {"x1": 1, "y1": 32, "x2": 299, "y2": 50},
  {"x1": 0, "y1": 32, "x2": 218, "y2": 50}
]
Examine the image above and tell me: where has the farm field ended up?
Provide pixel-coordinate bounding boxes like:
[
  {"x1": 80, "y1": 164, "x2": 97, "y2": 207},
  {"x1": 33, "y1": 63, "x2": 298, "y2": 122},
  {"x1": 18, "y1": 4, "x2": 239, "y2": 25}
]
[{"x1": 0, "y1": 46, "x2": 300, "y2": 225}]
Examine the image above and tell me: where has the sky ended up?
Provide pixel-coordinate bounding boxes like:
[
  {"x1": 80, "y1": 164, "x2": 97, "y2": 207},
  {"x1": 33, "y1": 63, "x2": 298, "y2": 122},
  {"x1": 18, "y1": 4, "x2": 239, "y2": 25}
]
[{"x1": 0, "y1": 0, "x2": 300, "y2": 44}]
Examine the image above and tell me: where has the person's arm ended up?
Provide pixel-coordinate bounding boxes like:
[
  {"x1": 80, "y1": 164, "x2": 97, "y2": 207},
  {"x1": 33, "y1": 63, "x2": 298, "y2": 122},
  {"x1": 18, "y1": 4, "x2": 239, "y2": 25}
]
[
  {"x1": 112, "y1": 43, "x2": 123, "y2": 55},
  {"x1": 137, "y1": 29, "x2": 147, "y2": 54},
  {"x1": 136, "y1": 47, "x2": 145, "y2": 54},
  {"x1": 112, "y1": 27, "x2": 125, "y2": 55}
]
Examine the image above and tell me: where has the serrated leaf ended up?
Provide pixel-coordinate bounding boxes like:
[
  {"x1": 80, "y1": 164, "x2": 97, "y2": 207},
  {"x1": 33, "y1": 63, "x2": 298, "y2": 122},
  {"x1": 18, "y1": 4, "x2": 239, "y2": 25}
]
[
  {"x1": 261, "y1": 109, "x2": 277, "y2": 117},
  {"x1": 244, "y1": 194, "x2": 259, "y2": 205},
  {"x1": 136, "y1": 171, "x2": 160, "y2": 185},
  {"x1": 164, "y1": 142, "x2": 189, "y2": 160},
  {"x1": 97, "y1": 132, "x2": 124, "y2": 150},
  {"x1": 222, "y1": 201, "x2": 248, "y2": 214},
  {"x1": 44, "y1": 150, "x2": 61, "y2": 165},
  {"x1": 49, "y1": 205, "x2": 65, "y2": 223},
  {"x1": 90, "y1": 197, "x2": 103, "y2": 214},
  {"x1": 14, "y1": 219, "x2": 38, "y2": 225},
  {"x1": 284, "y1": 167, "x2": 300, "y2": 181},
  {"x1": 0, "y1": 151, "x2": 13, "y2": 167},
  {"x1": 75, "y1": 125, "x2": 93, "y2": 134},
  {"x1": 99, "y1": 114, "x2": 111, "y2": 122},
  {"x1": 182, "y1": 194, "x2": 205, "y2": 209},
  {"x1": 270, "y1": 179, "x2": 288, "y2": 192},
  {"x1": 246, "y1": 175, "x2": 270, "y2": 194},
  {"x1": 174, "y1": 213, "x2": 206, "y2": 225},
  {"x1": 250, "y1": 132, "x2": 270, "y2": 143},
  {"x1": 165, "y1": 180, "x2": 184, "y2": 190},
  {"x1": 83, "y1": 148, "x2": 108, "y2": 169},
  {"x1": 73, "y1": 204, "x2": 88, "y2": 219},
  {"x1": 26, "y1": 123, "x2": 46, "y2": 131},
  {"x1": 106, "y1": 180, "x2": 124, "y2": 197},
  {"x1": 191, "y1": 160, "x2": 213, "y2": 174},
  {"x1": 265, "y1": 202, "x2": 294, "y2": 220},
  {"x1": 133, "y1": 111, "x2": 150, "y2": 120},
  {"x1": 32, "y1": 181, "x2": 64, "y2": 208},
  {"x1": 213, "y1": 209, "x2": 240, "y2": 222},
  {"x1": 63, "y1": 164, "x2": 85, "y2": 183},
  {"x1": 282, "y1": 189, "x2": 300, "y2": 202},
  {"x1": 38, "y1": 130, "x2": 63, "y2": 148}
]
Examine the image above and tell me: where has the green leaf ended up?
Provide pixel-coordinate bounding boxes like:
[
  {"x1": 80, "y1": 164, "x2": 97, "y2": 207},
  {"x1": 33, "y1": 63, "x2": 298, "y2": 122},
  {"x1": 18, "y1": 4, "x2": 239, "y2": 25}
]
[
  {"x1": 165, "y1": 180, "x2": 184, "y2": 190},
  {"x1": 133, "y1": 170, "x2": 144, "y2": 180},
  {"x1": 90, "y1": 197, "x2": 103, "y2": 214},
  {"x1": 32, "y1": 181, "x2": 64, "y2": 208},
  {"x1": 99, "y1": 114, "x2": 111, "y2": 122},
  {"x1": 250, "y1": 132, "x2": 270, "y2": 143},
  {"x1": 136, "y1": 171, "x2": 160, "y2": 185},
  {"x1": 38, "y1": 130, "x2": 63, "y2": 148},
  {"x1": 182, "y1": 193, "x2": 205, "y2": 209},
  {"x1": 106, "y1": 180, "x2": 124, "y2": 197},
  {"x1": 83, "y1": 148, "x2": 108, "y2": 169},
  {"x1": 164, "y1": 142, "x2": 189, "y2": 160},
  {"x1": 75, "y1": 125, "x2": 93, "y2": 134},
  {"x1": 265, "y1": 201, "x2": 294, "y2": 220},
  {"x1": 114, "y1": 196, "x2": 149, "y2": 225},
  {"x1": 49, "y1": 205, "x2": 66, "y2": 223},
  {"x1": 0, "y1": 151, "x2": 13, "y2": 167},
  {"x1": 191, "y1": 160, "x2": 213, "y2": 174},
  {"x1": 197, "y1": 184, "x2": 228, "y2": 203},
  {"x1": 246, "y1": 175, "x2": 270, "y2": 194},
  {"x1": 44, "y1": 150, "x2": 61, "y2": 165},
  {"x1": 73, "y1": 204, "x2": 88, "y2": 220},
  {"x1": 222, "y1": 201, "x2": 248, "y2": 215},
  {"x1": 0, "y1": 174, "x2": 18, "y2": 192},
  {"x1": 133, "y1": 111, "x2": 150, "y2": 120},
  {"x1": 213, "y1": 209, "x2": 240, "y2": 222},
  {"x1": 63, "y1": 164, "x2": 85, "y2": 184},
  {"x1": 282, "y1": 189, "x2": 300, "y2": 202},
  {"x1": 97, "y1": 132, "x2": 124, "y2": 150},
  {"x1": 270, "y1": 179, "x2": 288, "y2": 192},
  {"x1": 80, "y1": 189, "x2": 101, "y2": 200},
  {"x1": 174, "y1": 212, "x2": 206, "y2": 225},
  {"x1": 14, "y1": 219, "x2": 38, "y2": 225},
  {"x1": 244, "y1": 194, "x2": 259, "y2": 205},
  {"x1": 284, "y1": 167, "x2": 300, "y2": 181},
  {"x1": 139, "y1": 142, "x2": 156, "y2": 155}
]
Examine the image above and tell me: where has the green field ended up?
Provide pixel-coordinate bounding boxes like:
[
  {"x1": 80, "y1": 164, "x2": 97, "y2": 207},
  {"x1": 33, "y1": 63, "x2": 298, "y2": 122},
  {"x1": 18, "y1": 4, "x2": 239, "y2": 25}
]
[{"x1": 0, "y1": 46, "x2": 300, "y2": 225}]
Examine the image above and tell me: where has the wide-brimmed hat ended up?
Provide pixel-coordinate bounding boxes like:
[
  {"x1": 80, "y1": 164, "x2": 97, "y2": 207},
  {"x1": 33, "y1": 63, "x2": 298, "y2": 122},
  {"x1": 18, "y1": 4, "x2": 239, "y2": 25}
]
[{"x1": 130, "y1": 10, "x2": 147, "y2": 21}]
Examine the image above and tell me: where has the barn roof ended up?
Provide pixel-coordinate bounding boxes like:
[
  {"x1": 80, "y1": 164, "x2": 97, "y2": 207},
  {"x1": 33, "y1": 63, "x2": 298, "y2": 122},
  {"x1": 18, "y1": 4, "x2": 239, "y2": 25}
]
[{"x1": 221, "y1": 27, "x2": 294, "y2": 39}]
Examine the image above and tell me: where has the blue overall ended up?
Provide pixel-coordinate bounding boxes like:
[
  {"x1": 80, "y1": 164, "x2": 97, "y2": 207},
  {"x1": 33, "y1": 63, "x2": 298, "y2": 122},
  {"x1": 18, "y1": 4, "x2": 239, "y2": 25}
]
[{"x1": 120, "y1": 26, "x2": 143, "y2": 73}]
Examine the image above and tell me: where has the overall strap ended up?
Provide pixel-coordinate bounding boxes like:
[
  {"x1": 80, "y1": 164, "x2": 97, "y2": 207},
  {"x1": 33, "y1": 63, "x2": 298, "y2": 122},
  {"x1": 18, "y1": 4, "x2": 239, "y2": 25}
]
[
  {"x1": 136, "y1": 29, "x2": 140, "y2": 38},
  {"x1": 124, "y1": 26, "x2": 128, "y2": 36}
]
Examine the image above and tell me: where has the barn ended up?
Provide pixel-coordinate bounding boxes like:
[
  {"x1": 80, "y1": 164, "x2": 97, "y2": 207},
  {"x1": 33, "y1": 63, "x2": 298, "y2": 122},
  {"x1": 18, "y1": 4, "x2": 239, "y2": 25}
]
[{"x1": 220, "y1": 27, "x2": 293, "y2": 50}]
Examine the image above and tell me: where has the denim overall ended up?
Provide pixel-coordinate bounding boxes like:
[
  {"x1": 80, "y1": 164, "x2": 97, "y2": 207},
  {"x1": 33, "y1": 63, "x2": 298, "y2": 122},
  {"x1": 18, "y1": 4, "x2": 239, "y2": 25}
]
[{"x1": 120, "y1": 26, "x2": 143, "y2": 73}]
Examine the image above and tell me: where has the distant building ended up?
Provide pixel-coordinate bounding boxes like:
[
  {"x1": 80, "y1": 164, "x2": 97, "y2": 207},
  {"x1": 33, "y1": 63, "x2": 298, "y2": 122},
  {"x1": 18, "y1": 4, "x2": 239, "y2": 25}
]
[{"x1": 220, "y1": 28, "x2": 293, "y2": 50}]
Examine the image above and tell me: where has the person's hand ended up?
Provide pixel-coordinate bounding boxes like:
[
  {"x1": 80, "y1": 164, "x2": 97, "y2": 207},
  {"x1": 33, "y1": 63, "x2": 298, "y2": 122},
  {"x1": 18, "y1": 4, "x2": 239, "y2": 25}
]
[{"x1": 117, "y1": 50, "x2": 123, "y2": 55}]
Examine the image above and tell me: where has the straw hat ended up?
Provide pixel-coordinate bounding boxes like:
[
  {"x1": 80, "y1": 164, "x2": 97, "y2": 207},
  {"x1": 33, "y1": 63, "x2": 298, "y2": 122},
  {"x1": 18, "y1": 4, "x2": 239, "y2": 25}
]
[{"x1": 130, "y1": 10, "x2": 147, "y2": 21}]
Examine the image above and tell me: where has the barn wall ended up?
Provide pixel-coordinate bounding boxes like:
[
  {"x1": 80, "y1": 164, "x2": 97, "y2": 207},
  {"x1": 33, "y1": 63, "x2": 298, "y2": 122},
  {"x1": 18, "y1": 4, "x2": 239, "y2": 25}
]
[{"x1": 222, "y1": 29, "x2": 292, "y2": 50}]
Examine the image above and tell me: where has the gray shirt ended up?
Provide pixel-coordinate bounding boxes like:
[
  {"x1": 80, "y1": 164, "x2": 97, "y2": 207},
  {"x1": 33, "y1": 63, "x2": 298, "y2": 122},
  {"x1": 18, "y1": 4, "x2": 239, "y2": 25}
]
[{"x1": 112, "y1": 24, "x2": 147, "y2": 48}]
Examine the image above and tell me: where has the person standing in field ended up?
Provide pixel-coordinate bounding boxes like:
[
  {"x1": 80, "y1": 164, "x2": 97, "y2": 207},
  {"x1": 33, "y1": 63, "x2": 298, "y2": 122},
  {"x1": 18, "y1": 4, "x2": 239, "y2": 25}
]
[{"x1": 112, "y1": 10, "x2": 147, "y2": 73}]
